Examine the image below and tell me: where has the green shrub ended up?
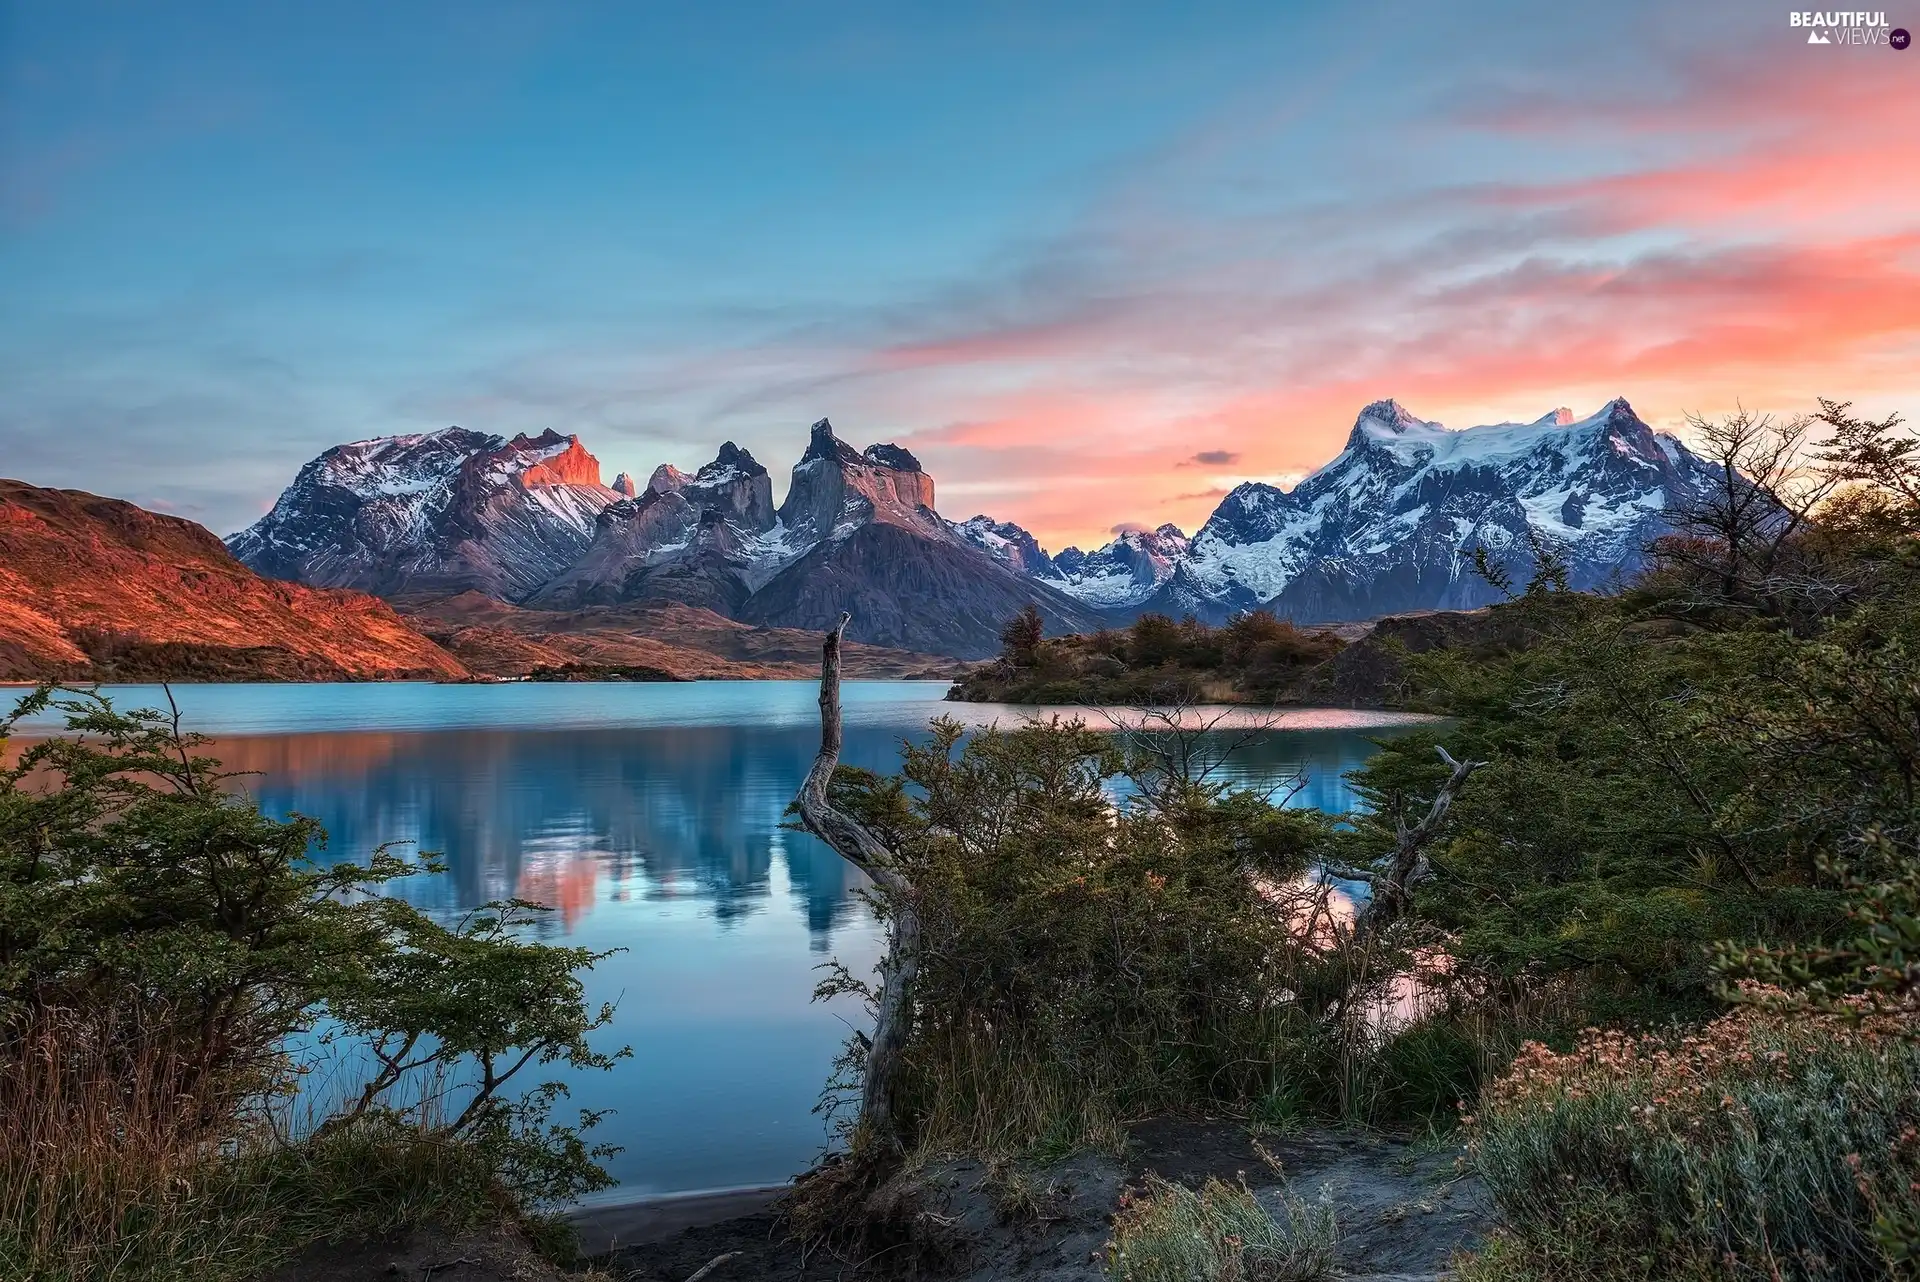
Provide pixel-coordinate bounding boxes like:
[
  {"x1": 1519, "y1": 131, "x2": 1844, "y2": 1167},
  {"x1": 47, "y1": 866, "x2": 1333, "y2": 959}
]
[
  {"x1": 0, "y1": 687, "x2": 628, "y2": 1280},
  {"x1": 1106, "y1": 1174, "x2": 1337, "y2": 1282},
  {"x1": 1362, "y1": 1014, "x2": 1498, "y2": 1127},
  {"x1": 952, "y1": 608, "x2": 1341, "y2": 705},
  {"x1": 815, "y1": 718, "x2": 1339, "y2": 1156},
  {"x1": 1466, "y1": 1008, "x2": 1920, "y2": 1281}
]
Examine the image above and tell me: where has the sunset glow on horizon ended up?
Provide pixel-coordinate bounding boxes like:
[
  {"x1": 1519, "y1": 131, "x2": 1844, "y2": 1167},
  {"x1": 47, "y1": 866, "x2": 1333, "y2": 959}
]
[{"x1": 4, "y1": 1, "x2": 1917, "y2": 553}]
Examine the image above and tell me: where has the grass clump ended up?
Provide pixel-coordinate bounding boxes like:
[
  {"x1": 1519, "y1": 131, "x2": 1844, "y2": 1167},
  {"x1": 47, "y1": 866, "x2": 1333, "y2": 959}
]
[
  {"x1": 1464, "y1": 1007, "x2": 1920, "y2": 1281},
  {"x1": 1105, "y1": 1174, "x2": 1337, "y2": 1282}
]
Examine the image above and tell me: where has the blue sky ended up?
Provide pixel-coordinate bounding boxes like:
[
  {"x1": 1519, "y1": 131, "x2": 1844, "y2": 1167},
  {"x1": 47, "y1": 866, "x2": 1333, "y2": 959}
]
[{"x1": 4, "y1": 1, "x2": 1916, "y2": 548}]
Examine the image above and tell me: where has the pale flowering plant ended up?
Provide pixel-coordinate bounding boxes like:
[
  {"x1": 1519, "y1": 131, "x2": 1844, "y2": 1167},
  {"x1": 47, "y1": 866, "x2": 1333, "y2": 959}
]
[{"x1": 1465, "y1": 1003, "x2": 1920, "y2": 1280}]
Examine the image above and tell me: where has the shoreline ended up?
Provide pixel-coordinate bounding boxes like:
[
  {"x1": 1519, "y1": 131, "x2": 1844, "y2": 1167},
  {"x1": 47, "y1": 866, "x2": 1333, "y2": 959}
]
[{"x1": 566, "y1": 1183, "x2": 789, "y2": 1255}]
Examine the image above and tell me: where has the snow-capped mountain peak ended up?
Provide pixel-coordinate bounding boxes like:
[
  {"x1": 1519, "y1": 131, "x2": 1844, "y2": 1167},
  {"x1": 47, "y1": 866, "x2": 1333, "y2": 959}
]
[
  {"x1": 949, "y1": 515, "x2": 1066, "y2": 581},
  {"x1": 1352, "y1": 398, "x2": 1436, "y2": 437},
  {"x1": 1044, "y1": 522, "x2": 1191, "y2": 610},
  {"x1": 1092, "y1": 395, "x2": 1719, "y2": 623},
  {"x1": 227, "y1": 426, "x2": 620, "y2": 599}
]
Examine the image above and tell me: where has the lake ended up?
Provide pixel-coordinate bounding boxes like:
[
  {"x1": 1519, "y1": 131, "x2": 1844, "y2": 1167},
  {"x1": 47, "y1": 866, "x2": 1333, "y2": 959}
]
[{"x1": 5, "y1": 680, "x2": 1433, "y2": 1199}]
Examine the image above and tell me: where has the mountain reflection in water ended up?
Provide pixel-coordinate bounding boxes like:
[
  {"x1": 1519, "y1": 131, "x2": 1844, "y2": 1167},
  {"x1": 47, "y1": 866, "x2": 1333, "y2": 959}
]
[
  {"x1": 212, "y1": 725, "x2": 882, "y2": 944},
  {"x1": 6, "y1": 681, "x2": 1427, "y2": 1196}
]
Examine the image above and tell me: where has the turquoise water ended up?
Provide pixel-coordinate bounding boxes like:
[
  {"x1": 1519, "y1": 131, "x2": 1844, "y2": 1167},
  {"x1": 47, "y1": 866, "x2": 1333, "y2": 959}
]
[{"x1": 6, "y1": 681, "x2": 1429, "y2": 1197}]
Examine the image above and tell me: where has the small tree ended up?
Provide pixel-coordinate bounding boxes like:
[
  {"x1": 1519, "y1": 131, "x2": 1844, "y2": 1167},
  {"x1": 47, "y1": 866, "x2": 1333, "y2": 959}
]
[
  {"x1": 1654, "y1": 407, "x2": 1835, "y2": 613},
  {"x1": 1128, "y1": 612, "x2": 1184, "y2": 666},
  {"x1": 999, "y1": 603, "x2": 1045, "y2": 668},
  {"x1": 1816, "y1": 399, "x2": 1918, "y2": 513}
]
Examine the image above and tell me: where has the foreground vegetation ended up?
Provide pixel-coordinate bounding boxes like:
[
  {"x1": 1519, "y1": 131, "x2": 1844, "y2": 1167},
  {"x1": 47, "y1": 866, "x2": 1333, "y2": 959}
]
[
  {"x1": 0, "y1": 689, "x2": 627, "y2": 1281},
  {"x1": 797, "y1": 399, "x2": 1920, "y2": 1279},
  {"x1": 1465, "y1": 1008, "x2": 1920, "y2": 1280}
]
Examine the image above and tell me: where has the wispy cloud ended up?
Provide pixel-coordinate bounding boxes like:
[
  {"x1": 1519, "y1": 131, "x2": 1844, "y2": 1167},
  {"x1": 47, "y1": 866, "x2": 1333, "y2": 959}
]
[{"x1": 6, "y1": 5, "x2": 1914, "y2": 550}]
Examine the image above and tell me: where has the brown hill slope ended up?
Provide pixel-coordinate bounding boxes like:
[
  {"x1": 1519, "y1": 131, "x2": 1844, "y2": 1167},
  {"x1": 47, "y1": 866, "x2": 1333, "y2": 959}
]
[
  {"x1": 399, "y1": 592, "x2": 964, "y2": 680},
  {"x1": 0, "y1": 480, "x2": 468, "y2": 682}
]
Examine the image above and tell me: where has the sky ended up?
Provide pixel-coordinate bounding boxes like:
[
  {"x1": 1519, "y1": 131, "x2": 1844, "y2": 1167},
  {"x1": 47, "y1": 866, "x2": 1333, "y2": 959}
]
[{"x1": 3, "y1": 1, "x2": 1918, "y2": 552}]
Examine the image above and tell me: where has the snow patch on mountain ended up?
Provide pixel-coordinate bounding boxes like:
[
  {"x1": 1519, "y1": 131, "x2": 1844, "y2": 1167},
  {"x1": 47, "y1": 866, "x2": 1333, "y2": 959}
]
[
  {"x1": 948, "y1": 515, "x2": 1067, "y2": 581},
  {"x1": 1162, "y1": 397, "x2": 1717, "y2": 621},
  {"x1": 1051, "y1": 524, "x2": 1192, "y2": 609}
]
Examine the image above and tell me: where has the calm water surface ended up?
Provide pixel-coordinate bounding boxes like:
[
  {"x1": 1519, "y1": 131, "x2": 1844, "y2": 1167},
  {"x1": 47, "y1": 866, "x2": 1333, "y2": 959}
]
[{"x1": 9, "y1": 681, "x2": 1430, "y2": 1198}]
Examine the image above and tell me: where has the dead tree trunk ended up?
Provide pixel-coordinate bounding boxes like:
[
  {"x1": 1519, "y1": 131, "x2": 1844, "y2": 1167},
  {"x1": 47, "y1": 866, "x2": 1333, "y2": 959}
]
[
  {"x1": 794, "y1": 612, "x2": 919, "y2": 1147},
  {"x1": 1330, "y1": 744, "x2": 1486, "y2": 945}
]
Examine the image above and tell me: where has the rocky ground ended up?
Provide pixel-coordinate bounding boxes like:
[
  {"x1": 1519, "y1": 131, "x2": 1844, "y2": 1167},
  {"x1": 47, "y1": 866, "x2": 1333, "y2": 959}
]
[{"x1": 599, "y1": 1121, "x2": 1489, "y2": 1282}]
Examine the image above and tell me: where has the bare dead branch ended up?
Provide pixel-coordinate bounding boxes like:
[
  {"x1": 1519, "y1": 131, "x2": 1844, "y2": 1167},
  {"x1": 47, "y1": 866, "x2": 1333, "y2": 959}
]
[
  {"x1": 793, "y1": 612, "x2": 920, "y2": 1147},
  {"x1": 1352, "y1": 744, "x2": 1486, "y2": 944},
  {"x1": 684, "y1": 1252, "x2": 742, "y2": 1282}
]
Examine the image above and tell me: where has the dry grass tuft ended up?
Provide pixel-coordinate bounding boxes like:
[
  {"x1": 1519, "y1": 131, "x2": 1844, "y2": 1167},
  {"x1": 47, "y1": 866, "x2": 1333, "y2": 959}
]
[
  {"x1": 1105, "y1": 1173, "x2": 1337, "y2": 1282},
  {"x1": 0, "y1": 1003, "x2": 275, "y2": 1281}
]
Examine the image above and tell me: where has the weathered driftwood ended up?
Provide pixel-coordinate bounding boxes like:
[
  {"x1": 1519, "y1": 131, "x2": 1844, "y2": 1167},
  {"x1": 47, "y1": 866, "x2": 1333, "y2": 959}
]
[
  {"x1": 1327, "y1": 744, "x2": 1485, "y2": 944},
  {"x1": 794, "y1": 612, "x2": 919, "y2": 1145}
]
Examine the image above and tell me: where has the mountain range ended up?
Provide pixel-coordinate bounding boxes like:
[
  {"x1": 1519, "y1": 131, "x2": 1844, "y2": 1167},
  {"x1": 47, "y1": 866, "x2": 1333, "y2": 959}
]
[
  {"x1": 230, "y1": 418, "x2": 1103, "y2": 657},
  {"x1": 225, "y1": 398, "x2": 1720, "y2": 658},
  {"x1": 953, "y1": 397, "x2": 1716, "y2": 622},
  {"x1": 0, "y1": 476, "x2": 956, "y2": 685}
]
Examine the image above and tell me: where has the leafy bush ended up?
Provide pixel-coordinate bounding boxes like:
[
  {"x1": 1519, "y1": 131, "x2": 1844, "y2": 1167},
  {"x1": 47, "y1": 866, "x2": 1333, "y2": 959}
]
[
  {"x1": 0, "y1": 687, "x2": 628, "y2": 1280},
  {"x1": 1105, "y1": 1174, "x2": 1337, "y2": 1282},
  {"x1": 815, "y1": 717, "x2": 1342, "y2": 1155},
  {"x1": 1466, "y1": 1008, "x2": 1920, "y2": 1281}
]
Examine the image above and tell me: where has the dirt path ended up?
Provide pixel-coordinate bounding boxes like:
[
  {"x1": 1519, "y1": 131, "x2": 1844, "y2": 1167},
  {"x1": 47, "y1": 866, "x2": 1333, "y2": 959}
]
[{"x1": 601, "y1": 1121, "x2": 1489, "y2": 1281}]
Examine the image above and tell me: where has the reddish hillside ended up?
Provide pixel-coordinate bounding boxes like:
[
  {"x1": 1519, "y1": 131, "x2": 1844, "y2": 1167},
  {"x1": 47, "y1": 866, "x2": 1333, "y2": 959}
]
[{"x1": 0, "y1": 480, "x2": 468, "y2": 682}]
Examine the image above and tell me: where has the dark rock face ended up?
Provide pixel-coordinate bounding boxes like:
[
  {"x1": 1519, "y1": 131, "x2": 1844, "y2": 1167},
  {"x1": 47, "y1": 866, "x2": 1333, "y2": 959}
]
[
  {"x1": 740, "y1": 521, "x2": 1100, "y2": 658},
  {"x1": 743, "y1": 421, "x2": 1101, "y2": 655},
  {"x1": 227, "y1": 427, "x2": 620, "y2": 599},
  {"x1": 528, "y1": 443, "x2": 776, "y2": 611},
  {"x1": 777, "y1": 418, "x2": 942, "y2": 548}
]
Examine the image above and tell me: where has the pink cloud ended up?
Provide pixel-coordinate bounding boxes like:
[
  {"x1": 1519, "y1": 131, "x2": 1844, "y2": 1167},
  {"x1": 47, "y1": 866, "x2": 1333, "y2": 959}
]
[{"x1": 854, "y1": 45, "x2": 1920, "y2": 551}]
